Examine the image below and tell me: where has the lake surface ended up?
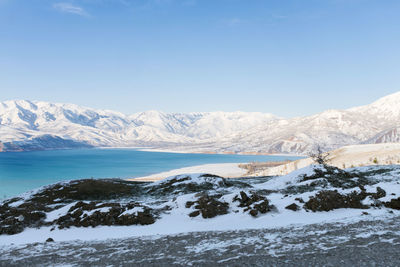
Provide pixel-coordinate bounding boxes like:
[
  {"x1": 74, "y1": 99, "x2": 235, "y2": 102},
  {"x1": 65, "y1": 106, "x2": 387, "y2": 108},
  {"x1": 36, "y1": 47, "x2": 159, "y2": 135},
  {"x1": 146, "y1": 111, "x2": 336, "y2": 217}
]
[{"x1": 0, "y1": 149, "x2": 300, "y2": 200}]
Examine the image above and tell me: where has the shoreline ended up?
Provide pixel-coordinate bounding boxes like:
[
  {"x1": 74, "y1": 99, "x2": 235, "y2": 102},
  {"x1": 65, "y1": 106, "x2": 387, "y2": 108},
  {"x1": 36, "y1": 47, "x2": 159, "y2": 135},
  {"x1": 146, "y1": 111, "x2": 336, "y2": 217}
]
[
  {"x1": 97, "y1": 146, "x2": 302, "y2": 157},
  {"x1": 1, "y1": 145, "x2": 303, "y2": 157}
]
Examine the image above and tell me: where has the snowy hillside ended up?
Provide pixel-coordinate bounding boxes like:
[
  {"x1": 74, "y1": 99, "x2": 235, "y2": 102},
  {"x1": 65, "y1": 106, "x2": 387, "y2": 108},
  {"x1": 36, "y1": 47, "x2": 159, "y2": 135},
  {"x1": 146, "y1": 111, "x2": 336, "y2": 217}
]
[
  {"x1": 350, "y1": 91, "x2": 400, "y2": 119},
  {"x1": 367, "y1": 127, "x2": 400, "y2": 144},
  {"x1": 0, "y1": 100, "x2": 278, "y2": 151},
  {"x1": 1, "y1": 92, "x2": 400, "y2": 153},
  {"x1": 3, "y1": 164, "x2": 400, "y2": 239},
  {"x1": 180, "y1": 92, "x2": 400, "y2": 154},
  {"x1": 2, "y1": 164, "x2": 400, "y2": 265}
]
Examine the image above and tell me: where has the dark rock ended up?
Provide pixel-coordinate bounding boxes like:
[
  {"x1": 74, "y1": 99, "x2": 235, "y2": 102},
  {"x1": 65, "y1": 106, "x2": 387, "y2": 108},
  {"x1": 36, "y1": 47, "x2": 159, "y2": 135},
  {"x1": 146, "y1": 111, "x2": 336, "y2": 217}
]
[
  {"x1": 384, "y1": 197, "x2": 400, "y2": 210},
  {"x1": 295, "y1": 197, "x2": 304, "y2": 203},
  {"x1": 0, "y1": 179, "x2": 156, "y2": 235},
  {"x1": 30, "y1": 179, "x2": 142, "y2": 204},
  {"x1": 189, "y1": 210, "x2": 200, "y2": 217},
  {"x1": 0, "y1": 203, "x2": 46, "y2": 236},
  {"x1": 372, "y1": 187, "x2": 386, "y2": 199},
  {"x1": 54, "y1": 202, "x2": 155, "y2": 229},
  {"x1": 187, "y1": 194, "x2": 229, "y2": 219},
  {"x1": 233, "y1": 191, "x2": 273, "y2": 216},
  {"x1": 304, "y1": 190, "x2": 368, "y2": 212},
  {"x1": 147, "y1": 175, "x2": 228, "y2": 196},
  {"x1": 240, "y1": 191, "x2": 250, "y2": 203},
  {"x1": 304, "y1": 186, "x2": 388, "y2": 212},
  {"x1": 185, "y1": 201, "x2": 195, "y2": 208},
  {"x1": 254, "y1": 200, "x2": 270, "y2": 214},
  {"x1": 285, "y1": 203, "x2": 299, "y2": 211},
  {"x1": 249, "y1": 209, "x2": 258, "y2": 217},
  {"x1": 46, "y1": 238, "x2": 54, "y2": 242}
]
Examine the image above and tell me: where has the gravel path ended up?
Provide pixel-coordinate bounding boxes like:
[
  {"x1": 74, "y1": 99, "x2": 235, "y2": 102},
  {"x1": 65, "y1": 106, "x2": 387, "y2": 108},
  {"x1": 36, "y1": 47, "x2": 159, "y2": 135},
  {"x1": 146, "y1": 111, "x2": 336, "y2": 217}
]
[{"x1": 1, "y1": 215, "x2": 400, "y2": 266}]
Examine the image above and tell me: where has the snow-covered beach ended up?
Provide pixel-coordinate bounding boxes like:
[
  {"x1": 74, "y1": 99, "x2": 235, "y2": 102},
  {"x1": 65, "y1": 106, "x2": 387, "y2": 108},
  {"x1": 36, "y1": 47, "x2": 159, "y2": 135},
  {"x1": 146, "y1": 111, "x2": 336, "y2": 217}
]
[{"x1": 128, "y1": 162, "x2": 249, "y2": 181}]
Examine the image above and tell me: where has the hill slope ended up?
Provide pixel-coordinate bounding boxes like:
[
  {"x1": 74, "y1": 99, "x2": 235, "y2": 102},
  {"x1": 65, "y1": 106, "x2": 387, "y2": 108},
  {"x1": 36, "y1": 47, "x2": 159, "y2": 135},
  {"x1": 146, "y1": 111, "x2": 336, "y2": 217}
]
[
  {"x1": 1, "y1": 92, "x2": 400, "y2": 153},
  {"x1": 253, "y1": 143, "x2": 400, "y2": 176}
]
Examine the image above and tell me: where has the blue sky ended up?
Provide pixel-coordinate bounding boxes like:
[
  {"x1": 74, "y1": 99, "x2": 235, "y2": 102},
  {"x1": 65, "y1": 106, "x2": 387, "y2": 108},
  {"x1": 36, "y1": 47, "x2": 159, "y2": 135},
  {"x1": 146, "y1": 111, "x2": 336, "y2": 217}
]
[{"x1": 1, "y1": 0, "x2": 399, "y2": 117}]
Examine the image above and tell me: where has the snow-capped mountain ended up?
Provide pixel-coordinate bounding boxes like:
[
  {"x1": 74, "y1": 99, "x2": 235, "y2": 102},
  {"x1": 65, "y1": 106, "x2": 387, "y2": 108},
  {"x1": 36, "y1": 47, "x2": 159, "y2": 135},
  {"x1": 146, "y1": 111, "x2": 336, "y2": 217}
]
[
  {"x1": 349, "y1": 91, "x2": 400, "y2": 119},
  {"x1": 209, "y1": 109, "x2": 389, "y2": 154},
  {"x1": 0, "y1": 100, "x2": 278, "y2": 151},
  {"x1": 200, "y1": 92, "x2": 400, "y2": 154},
  {"x1": 1, "y1": 92, "x2": 400, "y2": 154}
]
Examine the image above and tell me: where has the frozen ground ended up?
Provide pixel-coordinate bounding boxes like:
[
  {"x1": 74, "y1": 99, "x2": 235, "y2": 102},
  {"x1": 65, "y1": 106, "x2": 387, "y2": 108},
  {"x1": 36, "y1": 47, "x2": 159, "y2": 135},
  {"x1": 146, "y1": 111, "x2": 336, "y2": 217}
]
[{"x1": 1, "y1": 216, "x2": 400, "y2": 266}]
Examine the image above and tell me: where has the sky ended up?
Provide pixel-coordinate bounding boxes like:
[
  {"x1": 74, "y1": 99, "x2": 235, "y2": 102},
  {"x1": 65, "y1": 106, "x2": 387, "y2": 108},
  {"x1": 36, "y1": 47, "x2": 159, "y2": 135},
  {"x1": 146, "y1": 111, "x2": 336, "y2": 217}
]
[{"x1": 1, "y1": 0, "x2": 400, "y2": 117}]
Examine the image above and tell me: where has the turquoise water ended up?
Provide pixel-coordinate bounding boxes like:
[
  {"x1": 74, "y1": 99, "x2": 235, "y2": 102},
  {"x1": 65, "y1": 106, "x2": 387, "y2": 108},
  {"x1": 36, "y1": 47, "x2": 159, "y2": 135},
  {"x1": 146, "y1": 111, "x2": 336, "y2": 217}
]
[{"x1": 0, "y1": 149, "x2": 300, "y2": 200}]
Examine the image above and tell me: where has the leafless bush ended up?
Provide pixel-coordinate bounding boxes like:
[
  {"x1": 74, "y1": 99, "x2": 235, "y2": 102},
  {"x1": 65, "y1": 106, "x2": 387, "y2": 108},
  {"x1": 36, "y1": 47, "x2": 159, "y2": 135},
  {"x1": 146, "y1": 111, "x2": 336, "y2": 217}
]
[{"x1": 309, "y1": 145, "x2": 331, "y2": 166}]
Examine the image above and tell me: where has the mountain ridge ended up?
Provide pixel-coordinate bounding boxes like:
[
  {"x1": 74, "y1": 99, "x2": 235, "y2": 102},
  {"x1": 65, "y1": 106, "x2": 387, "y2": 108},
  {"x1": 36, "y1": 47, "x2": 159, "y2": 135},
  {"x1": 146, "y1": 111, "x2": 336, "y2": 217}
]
[{"x1": 1, "y1": 92, "x2": 399, "y2": 154}]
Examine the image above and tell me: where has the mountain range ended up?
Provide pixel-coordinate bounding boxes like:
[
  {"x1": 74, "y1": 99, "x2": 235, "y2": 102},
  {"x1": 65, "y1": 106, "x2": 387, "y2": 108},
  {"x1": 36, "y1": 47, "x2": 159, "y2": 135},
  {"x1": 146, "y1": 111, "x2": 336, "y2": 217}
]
[{"x1": 1, "y1": 92, "x2": 399, "y2": 154}]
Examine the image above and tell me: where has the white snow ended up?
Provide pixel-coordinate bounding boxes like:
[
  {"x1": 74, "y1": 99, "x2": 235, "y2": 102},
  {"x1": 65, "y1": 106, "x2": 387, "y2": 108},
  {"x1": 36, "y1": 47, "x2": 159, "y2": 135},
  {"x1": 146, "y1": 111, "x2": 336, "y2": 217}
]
[
  {"x1": 82, "y1": 207, "x2": 112, "y2": 217},
  {"x1": 44, "y1": 202, "x2": 78, "y2": 222},
  {"x1": 0, "y1": 206, "x2": 394, "y2": 246},
  {"x1": 129, "y1": 163, "x2": 247, "y2": 181},
  {"x1": 119, "y1": 207, "x2": 144, "y2": 216}
]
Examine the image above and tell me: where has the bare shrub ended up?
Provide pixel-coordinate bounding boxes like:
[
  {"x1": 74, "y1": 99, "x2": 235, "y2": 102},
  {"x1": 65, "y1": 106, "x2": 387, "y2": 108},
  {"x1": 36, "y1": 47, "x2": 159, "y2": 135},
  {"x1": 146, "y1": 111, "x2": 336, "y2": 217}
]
[{"x1": 309, "y1": 145, "x2": 331, "y2": 166}]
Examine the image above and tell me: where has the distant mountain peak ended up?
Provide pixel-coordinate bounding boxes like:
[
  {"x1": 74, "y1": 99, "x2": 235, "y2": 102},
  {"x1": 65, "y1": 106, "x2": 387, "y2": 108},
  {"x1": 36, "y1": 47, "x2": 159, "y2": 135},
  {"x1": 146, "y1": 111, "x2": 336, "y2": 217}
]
[{"x1": 349, "y1": 91, "x2": 400, "y2": 118}]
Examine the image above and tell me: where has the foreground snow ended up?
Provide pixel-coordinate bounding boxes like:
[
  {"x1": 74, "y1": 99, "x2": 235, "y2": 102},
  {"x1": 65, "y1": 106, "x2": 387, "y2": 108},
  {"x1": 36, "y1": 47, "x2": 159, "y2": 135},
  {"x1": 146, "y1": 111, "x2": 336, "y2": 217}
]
[
  {"x1": 0, "y1": 206, "x2": 395, "y2": 246},
  {"x1": 2, "y1": 164, "x2": 400, "y2": 247}
]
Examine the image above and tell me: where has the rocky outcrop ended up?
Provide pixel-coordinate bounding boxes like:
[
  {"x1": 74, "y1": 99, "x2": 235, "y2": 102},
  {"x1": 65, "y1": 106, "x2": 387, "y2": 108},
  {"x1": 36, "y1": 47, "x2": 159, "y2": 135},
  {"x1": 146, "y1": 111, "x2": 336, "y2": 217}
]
[
  {"x1": 186, "y1": 194, "x2": 229, "y2": 219},
  {"x1": 233, "y1": 191, "x2": 273, "y2": 217}
]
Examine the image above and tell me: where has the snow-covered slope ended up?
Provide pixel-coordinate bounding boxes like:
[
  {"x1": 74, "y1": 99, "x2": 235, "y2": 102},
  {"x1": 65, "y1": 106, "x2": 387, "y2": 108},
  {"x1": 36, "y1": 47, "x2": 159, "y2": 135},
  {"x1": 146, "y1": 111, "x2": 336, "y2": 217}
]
[
  {"x1": 0, "y1": 100, "x2": 278, "y2": 151},
  {"x1": 195, "y1": 92, "x2": 400, "y2": 154},
  {"x1": 1, "y1": 92, "x2": 400, "y2": 153},
  {"x1": 366, "y1": 127, "x2": 400, "y2": 144},
  {"x1": 349, "y1": 91, "x2": 400, "y2": 119}
]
